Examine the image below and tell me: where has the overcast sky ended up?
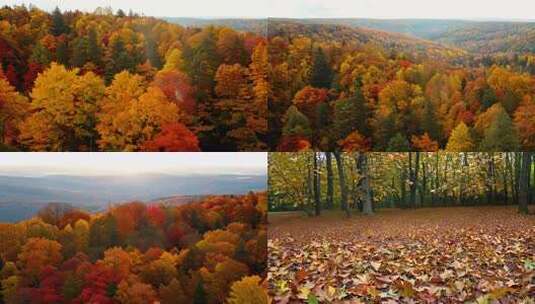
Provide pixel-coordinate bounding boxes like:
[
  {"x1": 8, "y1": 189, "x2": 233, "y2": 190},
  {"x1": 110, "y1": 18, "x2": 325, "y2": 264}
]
[
  {"x1": 0, "y1": 153, "x2": 267, "y2": 176},
  {"x1": 4, "y1": 0, "x2": 535, "y2": 19}
]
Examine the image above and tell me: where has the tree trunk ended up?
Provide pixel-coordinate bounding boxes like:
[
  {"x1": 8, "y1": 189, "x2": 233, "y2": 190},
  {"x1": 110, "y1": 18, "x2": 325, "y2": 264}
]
[
  {"x1": 519, "y1": 152, "x2": 530, "y2": 214},
  {"x1": 313, "y1": 153, "x2": 321, "y2": 216},
  {"x1": 334, "y1": 152, "x2": 349, "y2": 216},
  {"x1": 409, "y1": 152, "x2": 419, "y2": 208},
  {"x1": 359, "y1": 153, "x2": 374, "y2": 215},
  {"x1": 325, "y1": 152, "x2": 334, "y2": 209}
]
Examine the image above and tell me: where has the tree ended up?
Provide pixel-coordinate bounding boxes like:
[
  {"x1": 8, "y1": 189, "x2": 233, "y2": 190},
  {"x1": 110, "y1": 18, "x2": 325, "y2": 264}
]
[
  {"x1": 215, "y1": 64, "x2": 249, "y2": 99},
  {"x1": 518, "y1": 153, "x2": 531, "y2": 214},
  {"x1": 480, "y1": 109, "x2": 519, "y2": 151},
  {"x1": 282, "y1": 106, "x2": 312, "y2": 139},
  {"x1": 0, "y1": 76, "x2": 28, "y2": 145},
  {"x1": 227, "y1": 276, "x2": 268, "y2": 304},
  {"x1": 193, "y1": 279, "x2": 207, "y2": 304},
  {"x1": 310, "y1": 47, "x2": 333, "y2": 89},
  {"x1": 411, "y1": 133, "x2": 439, "y2": 151},
  {"x1": 159, "y1": 279, "x2": 188, "y2": 304},
  {"x1": 334, "y1": 151, "x2": 349, "y2": 216},
  {"x1": 325, "y1": 152, "x2": 334, "y2": 209},
  {"x1": 446, "y1": 122, "x2": 475, "y2": 152},
  {"x1": 141, "y1": 123, "x2": 200, "y2": 152},
  {"x1": 514, "y1": 96, "x2": 535, "y2": 150},
  {"x1": 20, "y1": 64, "x2": 105, "y2": 151},
  {"x1": 387, "y1": 133, "x2": 410, "y2": 152},
  {"x1": 115, "y1": 275, "x2": 158, "y2": 304},
  {"x1": 358, "y1": 153, "x2": 374, "y2": 215},
  {"x1": 17, "y1": 238, "x2": 62, "y2": 280},
  {"x1": 50, "y1": 7, "x2": 68, "y2": 36}
]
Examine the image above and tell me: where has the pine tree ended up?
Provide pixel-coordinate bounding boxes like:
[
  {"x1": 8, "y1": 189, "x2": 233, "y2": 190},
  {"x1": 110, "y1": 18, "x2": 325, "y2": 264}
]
[
  {"x1": 333, "y1": 84, "x2": 370, "y2": 140},
  {"x1": 193, "y1": 279, "x2": 207, "y2": 304},
  {"x1": 105, "y1": 37, "x2": 132, "y2": 82},
  {"x1": 30, "y1": 43, "x2": 52, "y2": 66},
  {"x1": 56, "y1": 38, "x2": 69, "y2": 66},
  {"x1": 87, "y1": 28, "x2": 102, "y2": 67},
  {"x1": 51, "y1": 7, "x2": 68, "y2": 36},
  {"x1": 146, "y1": 36, "x2": 162, "y2": 69},
  {"x1": 480, "y1": 109, "x2": 519, "y2": 151},
  {"x1": 70, "y1": 37, "x2": 88, "y2": 68},
  {"x1": 387, "y1": 133, "x2": 410, "y2": 152},
  {"x1": 282, "y1": 106, "x2": 312, "y2": 138},
  {"x1": 421, "y1": 99, "x2": 442, "y2": 143},
  {"x1": 310, "y1": 47, "x2": 333, "y2": 89},
  {"x1": 446, "y1": 122, "x2": 475, "y2": 151},
  {"x1": 116, "y1": 9, "x2": 126, "y2": 17}
]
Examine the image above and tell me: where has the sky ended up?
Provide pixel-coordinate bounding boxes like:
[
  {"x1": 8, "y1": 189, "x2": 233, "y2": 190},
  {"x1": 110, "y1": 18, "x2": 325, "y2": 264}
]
[
  {"x1": 4, "y1": 0, "x2": 535, "y2": 19},
  {"x1": 0, "y1": 153, "x2": 267, "y2": 176}
]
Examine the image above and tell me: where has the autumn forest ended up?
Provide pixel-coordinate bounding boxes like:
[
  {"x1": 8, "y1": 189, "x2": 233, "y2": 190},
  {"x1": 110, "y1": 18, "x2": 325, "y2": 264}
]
[
  {"x1": 0, "y1": 193, "x2": 267, "y2": 304},
  {"x1": 268, "y1": 152, "x2": 535, "y2": 302},
  {"x1": 268, "y1": 20, "x2": 535, "y2": 152},
  {"x1": 0, "y1": 5, "x2": 267, "y2": 151}
]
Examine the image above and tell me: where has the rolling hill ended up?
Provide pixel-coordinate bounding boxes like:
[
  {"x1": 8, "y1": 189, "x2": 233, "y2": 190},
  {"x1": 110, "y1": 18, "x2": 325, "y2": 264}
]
[{"x1": 0, "y1": 173, "x2": 266, "y2": 222}]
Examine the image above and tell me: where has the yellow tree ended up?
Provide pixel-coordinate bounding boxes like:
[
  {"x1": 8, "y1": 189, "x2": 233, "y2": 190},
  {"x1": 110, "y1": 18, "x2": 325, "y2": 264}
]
[
  {"x1": 97, "y1": 72, "x2": 179, "y2": 151},
  {"x1": 0, "y1": 77, "x2": 29, "y2": 147},
  {"x1": 19, "y1": 63, "x2": 105, "y2": 151},
  {"x1": 446, "y1": 122, "x2": 475, "y2": 152},
  {"x1": 17, "y1": 238, "x2": 62, "y2": 280},
  {"x1": 227, "y1": 276, "x2": 268, "y2": 304}
]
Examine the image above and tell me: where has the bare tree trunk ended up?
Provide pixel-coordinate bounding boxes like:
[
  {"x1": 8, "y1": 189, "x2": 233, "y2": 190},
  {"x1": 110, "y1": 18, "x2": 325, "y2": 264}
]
[
  {"x1": 359, "y1": 153, "x2": 374, "y2": 215},
  {"x1": 325, "y1": 152, "x2": 334, "y2": 209},
  {"x1": 409, "y1": 152, "x2": 419, "y2": 208},
  {"x1": 334, "y1": 151, "x2": 350, "y2": 217},
  {"x1": 313, "y1": 153, "x2": 321, "y2": 216},
  {"x1": 519, "y1": 152, "x2": 531, "y2": 214}
]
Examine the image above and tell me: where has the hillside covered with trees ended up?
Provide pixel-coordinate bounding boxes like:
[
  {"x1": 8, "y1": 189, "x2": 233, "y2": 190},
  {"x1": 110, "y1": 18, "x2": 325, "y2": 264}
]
[
  {"x1": 268, "y1": 20, "x2": 535, "y2": 151},
  {"x1": 0, "y1": 192, "x2": 268, "y2": 303},
  {"x1": 0, "y1": 5, "x2": 267, "y2": 151}
]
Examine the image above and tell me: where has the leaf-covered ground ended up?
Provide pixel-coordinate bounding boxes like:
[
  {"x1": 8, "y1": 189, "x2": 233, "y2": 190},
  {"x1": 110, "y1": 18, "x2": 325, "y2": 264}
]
[{"x1": 268, "y1": 207, "x2": 535, "y2": 303}]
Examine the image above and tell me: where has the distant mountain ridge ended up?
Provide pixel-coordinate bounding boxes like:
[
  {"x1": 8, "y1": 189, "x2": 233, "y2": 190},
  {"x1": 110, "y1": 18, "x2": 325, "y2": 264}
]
[{"x1": 0, "y1": 173, "x2": 266, "y2": 222}]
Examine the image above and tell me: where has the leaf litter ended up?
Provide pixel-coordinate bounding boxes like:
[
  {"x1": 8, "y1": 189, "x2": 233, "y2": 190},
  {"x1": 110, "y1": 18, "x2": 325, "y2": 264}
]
[{"x1": 268, "y1": 207, "x2": 535, "y2": 303}]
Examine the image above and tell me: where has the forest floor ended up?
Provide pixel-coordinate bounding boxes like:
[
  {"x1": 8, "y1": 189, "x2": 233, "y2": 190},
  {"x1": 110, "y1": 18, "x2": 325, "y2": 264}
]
[{"x1": 268, "y1": 206, "x2": 535, "y2": 303}]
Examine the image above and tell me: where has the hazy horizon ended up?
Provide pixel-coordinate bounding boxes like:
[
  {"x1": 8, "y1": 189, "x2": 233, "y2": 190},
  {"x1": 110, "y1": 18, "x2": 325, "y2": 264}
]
[
  {"x1": 3, "y1": 0, "x2": 535, "y2": 20},
  {"x1": 0, "y1": 153, "x2": 267, "y2": 177}
]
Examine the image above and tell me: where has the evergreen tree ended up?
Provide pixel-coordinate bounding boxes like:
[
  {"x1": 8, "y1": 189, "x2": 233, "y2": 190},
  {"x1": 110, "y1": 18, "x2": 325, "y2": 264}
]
[
  {"x1": 282, "y1": 106, "x2": 312, "y2": 138},
  {"x1": 70, "y1": 37, "x2": 88, "y2": 68},
  {"x1": 116, "y1": 9, "x2": 126, "y2": 17},
  {"x1": 87, "y1": 28, "x2": 102, "y2": 67},
  {"x1": 193, "y1": 279, "x2": 207, "y2": 304},
  {"x1": 51, "y1": 7, "x2": 68, "y2": 36},
  {"x1": 387, "y1": 133, "x2": 410, "y2": 152},
  {"x1": 421, "y1": 99, "x2": 442, "y2": 143},
  {"x1": 310, "y1": 47, "x2": 333, "y2": 89},
  {"x1": 146, "y1": 36, "x2": 162, "y2": 69},
  {"x1": 480, "y1": 109, "x2": 520, "y2": 151},
  {"x1": 30, "y1": 43, "x2": 52, "y2": 66},
  {"x1": 181, "y1": 29, "x2": 220, "y2": 99},
  {"x1": 481, "y1": 84, "x2": 497, "y2": 110},
  {"x1": 333, "y1": 84, "x2": 370, "y2": 140},
  {"x1": 105, "y1": 37, "x2": 133, "y2": 82},
  {"x1": 56, "y1": 39, "x2": 69, "y2": 66}
]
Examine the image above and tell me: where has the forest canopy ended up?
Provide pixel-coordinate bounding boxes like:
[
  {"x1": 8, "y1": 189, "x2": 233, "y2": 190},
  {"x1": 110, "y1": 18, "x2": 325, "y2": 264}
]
[
  {"x1": 0, "y1": 5, "x2": 267, "y2": 152},
  {"x1": 0, "y1": 192, "x2": 268, "y2": 304},
  {"x1": 267, "y1": 21, "x2": 535, "y2": 151}
]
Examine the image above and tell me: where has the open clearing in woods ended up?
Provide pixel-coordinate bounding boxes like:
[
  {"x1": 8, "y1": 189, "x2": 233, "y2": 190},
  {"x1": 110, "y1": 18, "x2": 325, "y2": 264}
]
[{"x1": 268, "y1": 206, "x2": 535, "y2": 303}]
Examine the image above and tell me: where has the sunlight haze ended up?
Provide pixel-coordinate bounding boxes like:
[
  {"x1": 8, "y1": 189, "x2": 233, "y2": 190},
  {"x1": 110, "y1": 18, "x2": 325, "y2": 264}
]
[
  {"x1": 4, "y1": 0, "x2": 535, "y2": 19},
  {"x1": 0, "y1": 153, "x2": 267, "y2": 176}
]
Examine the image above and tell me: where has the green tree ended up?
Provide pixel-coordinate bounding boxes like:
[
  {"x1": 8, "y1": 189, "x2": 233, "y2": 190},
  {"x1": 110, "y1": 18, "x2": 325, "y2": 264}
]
[
  {"x1": 50, "y1": 7, "x2": 68, "y2": 36},
  {"x1": 310, "y1": 47, "x2": 333, "y2": 89},
  {"x1": 282, "y1": 106, "x2": 312, "y2": 138},
  {"x1": 387, "y1": 133, "x2": 410, "y2": 152},
  {"x1": 480, "y1": 109, "x2": 519, "y2": 151}
]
